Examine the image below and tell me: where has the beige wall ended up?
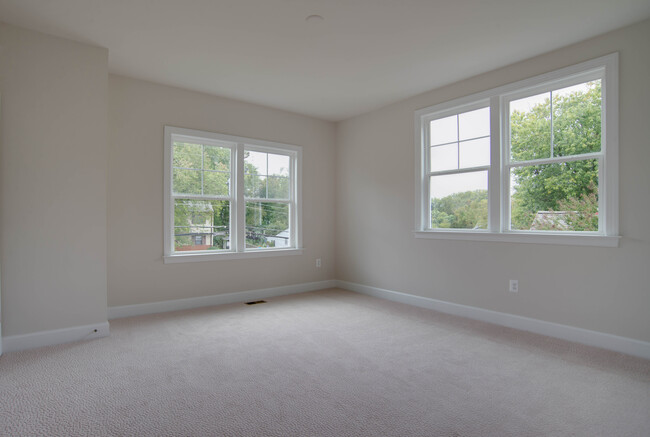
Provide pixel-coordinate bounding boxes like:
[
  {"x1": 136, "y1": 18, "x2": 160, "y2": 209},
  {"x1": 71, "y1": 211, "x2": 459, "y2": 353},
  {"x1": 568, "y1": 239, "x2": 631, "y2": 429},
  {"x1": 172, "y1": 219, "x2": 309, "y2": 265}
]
[
  {"x1": 107, "y1": 75, "x2": 336, "y2": 307},
  {"x1": 0, "y1": 23, "x2": 109, "y2": 336},
  {"x1": 335, "y1": 19, "x2": 650, "y2": 342}
]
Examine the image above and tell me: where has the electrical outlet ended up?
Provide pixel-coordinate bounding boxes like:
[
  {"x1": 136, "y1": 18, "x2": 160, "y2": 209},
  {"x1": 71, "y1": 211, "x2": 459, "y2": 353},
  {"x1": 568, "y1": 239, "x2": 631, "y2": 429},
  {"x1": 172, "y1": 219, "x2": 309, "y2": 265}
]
[
  {"x1": 509, "y1": 280, "x2": 519, "y2": 293},
  {"x1": 316, "y1": 258, "x2": 322, "y2": 268}
]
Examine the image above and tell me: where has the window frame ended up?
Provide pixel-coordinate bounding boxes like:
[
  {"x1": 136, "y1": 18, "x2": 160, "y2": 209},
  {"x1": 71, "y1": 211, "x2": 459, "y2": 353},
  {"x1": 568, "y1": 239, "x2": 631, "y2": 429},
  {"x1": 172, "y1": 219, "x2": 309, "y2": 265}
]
[
  {"x1": 163, "y1": 126, "x2": 302, "y2": 263},
  {"x1": 414, "y1": 53, "x2": 619, "y2": 247}
]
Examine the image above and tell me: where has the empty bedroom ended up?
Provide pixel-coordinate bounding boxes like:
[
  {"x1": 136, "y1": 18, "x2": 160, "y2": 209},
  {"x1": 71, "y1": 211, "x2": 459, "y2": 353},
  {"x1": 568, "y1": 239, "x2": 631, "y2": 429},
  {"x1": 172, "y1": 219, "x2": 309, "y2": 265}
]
[{"x1": 0, "y1": 1, "x2": 649, "y2": 436}]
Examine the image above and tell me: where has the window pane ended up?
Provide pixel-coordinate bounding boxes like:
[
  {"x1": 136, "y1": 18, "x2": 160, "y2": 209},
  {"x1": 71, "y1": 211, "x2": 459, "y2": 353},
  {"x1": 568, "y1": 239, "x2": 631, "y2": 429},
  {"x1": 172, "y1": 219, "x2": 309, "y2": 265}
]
[
  {"x1": 430, "y1": 115, "x2": 457, "y2": 146},
  {"x1": 173, "y1": 142, "x2": 202, "y2": 169},
  {"x1": 245, "y1": 150, "x2": 267, "y2": 175},
  {"x1": 245, "y1": 202, "x2": 290, "y2": 249},
  {"x1": 203, "y1": 145, "x2": 230, "y2": 171},
  {"x1": 268, "y1": 153, "x2": 290, "y2": 177},
  {"x1": 430, "y1": 171, "x2": 488, "y2": 229},
  {"x1": 173, "y1": 168, "x2": 201, "y2": 195},
  {"x1": 553, "y1": 80, "x2": 601, "y2": 157},
  {"x1": 430, "y1": 143, "x2": 458, "y2": 172},
  {"x1": 174, "y1": 199, "x2": 230, "y2": 252},
  {"x1": 267, "y1": 176, "x2": 289, "y2": 199},
  {"x1": 510, "y1": 159, "x2": 599, "y2": 231},
  {"x1": 459, "y1": 107, "x2": 489, "y2": 141},
  {"x1": 203, "y1": 171, "x2": 230, "y2": 196},
  {"x1": 510, "y1": 92, "x2": 551, "y2": 161},
  {"x1": 245, "y1": 174, "x2": 266, "y2": 198},
  {"x1": 459, "y1": 137, "x2": 490, "y2": 168}
]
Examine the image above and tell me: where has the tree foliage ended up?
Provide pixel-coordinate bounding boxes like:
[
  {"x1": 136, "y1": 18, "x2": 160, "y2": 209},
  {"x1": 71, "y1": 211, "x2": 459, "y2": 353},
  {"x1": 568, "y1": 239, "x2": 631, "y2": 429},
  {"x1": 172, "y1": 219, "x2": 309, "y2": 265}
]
[{"x1": 431, "y1": 190, "x2": 488, "y2": 229}]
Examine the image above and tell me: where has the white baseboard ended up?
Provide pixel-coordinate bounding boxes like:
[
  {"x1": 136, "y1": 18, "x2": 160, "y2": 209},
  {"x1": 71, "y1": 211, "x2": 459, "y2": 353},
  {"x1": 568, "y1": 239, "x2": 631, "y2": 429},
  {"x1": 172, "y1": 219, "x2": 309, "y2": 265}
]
[
  {"x1": 108, "y1": 280, "x2": 338, "y2": 320},
  {"x1": 336, "y1": 280, "x2": 650, "y2": 360},
  {"x1": 2, "y1": 322, "x2": 110, "y2": 353}
]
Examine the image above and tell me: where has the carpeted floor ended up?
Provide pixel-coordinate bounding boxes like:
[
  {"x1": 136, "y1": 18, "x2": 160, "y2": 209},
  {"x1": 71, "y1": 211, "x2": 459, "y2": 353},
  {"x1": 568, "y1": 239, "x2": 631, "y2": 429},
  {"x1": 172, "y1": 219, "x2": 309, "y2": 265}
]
[{"x1": 1, "y1": 288, "x2": 649, "y2": 436}]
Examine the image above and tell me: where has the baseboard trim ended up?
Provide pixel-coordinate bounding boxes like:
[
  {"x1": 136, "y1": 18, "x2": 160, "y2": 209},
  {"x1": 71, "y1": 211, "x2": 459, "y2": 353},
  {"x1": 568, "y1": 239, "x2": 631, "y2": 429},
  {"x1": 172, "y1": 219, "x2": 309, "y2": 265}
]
[
  {"x1": 108, "y1": 280, "x2": 338, "y2": 320},
  {"x1": 335, "y1": 280, "x2": 650, "y2": 360},
  {"x1": 3, "y1": 322, "x2": 110, "y2": 353}
]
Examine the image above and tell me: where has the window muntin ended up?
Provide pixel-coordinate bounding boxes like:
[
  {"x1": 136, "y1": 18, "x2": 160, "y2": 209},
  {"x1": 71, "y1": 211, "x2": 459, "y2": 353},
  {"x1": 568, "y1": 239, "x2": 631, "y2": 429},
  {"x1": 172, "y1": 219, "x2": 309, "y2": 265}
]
[
  {"x1": 415, "y1": 54, "x2": 618, "y2": 244},
  {"x1": 164, "y1": 127, "x2": 301, "y2": 260}
]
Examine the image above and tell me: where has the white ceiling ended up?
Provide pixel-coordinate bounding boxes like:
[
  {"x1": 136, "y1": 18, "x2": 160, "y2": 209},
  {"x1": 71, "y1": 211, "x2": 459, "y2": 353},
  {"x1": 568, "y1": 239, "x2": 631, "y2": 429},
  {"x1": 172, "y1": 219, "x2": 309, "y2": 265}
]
[{"x1": 1, "y1": 0, "x2": 649, "y2": 121}]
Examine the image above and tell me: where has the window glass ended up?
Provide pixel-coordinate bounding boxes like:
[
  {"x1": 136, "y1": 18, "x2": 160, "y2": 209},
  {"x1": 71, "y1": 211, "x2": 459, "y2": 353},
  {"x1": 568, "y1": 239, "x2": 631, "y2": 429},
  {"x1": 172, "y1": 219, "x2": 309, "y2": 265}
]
[
  {"x1": 510, "y1": 92, "x2": 552, "y2": 161},
  {"x1": 430, "y1": 115, "x2": 457, "y2": 145},
  {"x1": 430, "y1": 143, "x2": 458, "y2": 172},
  {"x1": 174, "y1": 199, "x2": 230, "y2": 252},
  {"x1": 459, "y1": 137, "x2": 490, "y2": 168},
  {"x1": 510, "y1": 160, "x2": 599, "y2": 232},
  {"x1": 173, "y1": 168, "x2": 202, "y2": 195},
  {"x1": 459, "y1": 107, "x2": 490, "y2": 141},
  {"x1": 173, "y1": 142, "x2": 231, "y2": 196},
  {"x1": 553, "y1": 81, "x2": 601, "y2": 156},
  {"x1": 173, "y1": 143, "x2": 202, "y2": 169},
  {"x1": 246, "y1": 202, "x2": 290, "y2": 249},
  {"x1": 245, "y1": 150, "x2": 290, "y2": 200},
  {"x1": 430, "y1": 171, "x2": 488, "y2": 229}
]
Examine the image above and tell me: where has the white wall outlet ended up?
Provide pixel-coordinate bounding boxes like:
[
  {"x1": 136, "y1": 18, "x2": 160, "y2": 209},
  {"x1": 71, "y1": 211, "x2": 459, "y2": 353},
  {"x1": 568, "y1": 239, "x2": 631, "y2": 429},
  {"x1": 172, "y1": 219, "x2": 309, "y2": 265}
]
[
  {"x1": 509, "y1": 279, "x2": 519, "y2": 293},
  {"x1": 316, "y1": 258, "x2": 322, "y2": 268}
]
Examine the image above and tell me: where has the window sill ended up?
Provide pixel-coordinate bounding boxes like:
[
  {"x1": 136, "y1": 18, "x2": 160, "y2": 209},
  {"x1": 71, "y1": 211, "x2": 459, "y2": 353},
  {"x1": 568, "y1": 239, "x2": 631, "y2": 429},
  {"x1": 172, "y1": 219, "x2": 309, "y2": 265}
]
[
  {"x1": 413, "y1": 231, "x2": 620, "y2": 247},
  {"x1": 163, "y1": 248, "x2": 304, "y2": 264}
]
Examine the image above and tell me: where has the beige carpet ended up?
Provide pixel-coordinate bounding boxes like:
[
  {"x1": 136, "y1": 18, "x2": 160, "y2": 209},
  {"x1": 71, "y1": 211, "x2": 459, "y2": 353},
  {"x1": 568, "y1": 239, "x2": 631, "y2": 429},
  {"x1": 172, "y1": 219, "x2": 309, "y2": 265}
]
[{"x1": 1, "y1": 288, "x2": 649, "y2": 436}]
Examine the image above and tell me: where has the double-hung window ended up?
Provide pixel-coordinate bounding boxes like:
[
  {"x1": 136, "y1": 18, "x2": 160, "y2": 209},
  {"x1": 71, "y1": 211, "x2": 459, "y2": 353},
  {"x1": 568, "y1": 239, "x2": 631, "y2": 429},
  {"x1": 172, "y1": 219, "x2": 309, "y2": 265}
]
[
  {"x1": 415, "y1": 54, "x2": 619, "y2": 246},
  {"x1": 164, "y1": 126, "x2": 302, "y2": 262}
]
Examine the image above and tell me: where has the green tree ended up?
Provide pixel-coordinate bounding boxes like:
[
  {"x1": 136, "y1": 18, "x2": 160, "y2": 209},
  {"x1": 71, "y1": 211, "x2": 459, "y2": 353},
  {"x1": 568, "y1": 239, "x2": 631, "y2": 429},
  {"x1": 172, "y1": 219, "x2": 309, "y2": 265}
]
[{"x1": 431, "y1": 190, "x2": 488, "y2": 229}]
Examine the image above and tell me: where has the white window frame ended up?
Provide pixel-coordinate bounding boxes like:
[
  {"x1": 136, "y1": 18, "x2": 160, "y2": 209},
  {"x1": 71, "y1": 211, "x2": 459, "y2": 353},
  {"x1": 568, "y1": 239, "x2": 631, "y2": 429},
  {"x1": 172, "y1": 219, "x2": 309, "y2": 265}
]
[
  {"x1": 414, "y1": 53, "x2": 619, "y2": 247},
  {"x1": 163, "y1": 126, "x2": 303, "y2": 263}
]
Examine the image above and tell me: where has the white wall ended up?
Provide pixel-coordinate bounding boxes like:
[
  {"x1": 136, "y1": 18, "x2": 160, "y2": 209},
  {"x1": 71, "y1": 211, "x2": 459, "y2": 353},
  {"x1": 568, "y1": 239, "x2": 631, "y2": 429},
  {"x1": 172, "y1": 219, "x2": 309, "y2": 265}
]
[
  {"x1": 0, "y1": 23, "x2": 109, "y2": 336},
  {"x1": 108, "y1": 75, "x2": 335, "y2": 307},
  {"x1": 335, "y1": 19, "x2": 650, "y2": 343}
]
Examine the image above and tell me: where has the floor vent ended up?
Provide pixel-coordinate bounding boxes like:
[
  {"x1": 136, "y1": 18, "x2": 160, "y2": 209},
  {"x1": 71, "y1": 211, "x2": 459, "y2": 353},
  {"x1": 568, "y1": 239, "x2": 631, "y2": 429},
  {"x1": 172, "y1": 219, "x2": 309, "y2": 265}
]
[{"x1": 245, "y1": 300, "x2": 267, "y2": 305}]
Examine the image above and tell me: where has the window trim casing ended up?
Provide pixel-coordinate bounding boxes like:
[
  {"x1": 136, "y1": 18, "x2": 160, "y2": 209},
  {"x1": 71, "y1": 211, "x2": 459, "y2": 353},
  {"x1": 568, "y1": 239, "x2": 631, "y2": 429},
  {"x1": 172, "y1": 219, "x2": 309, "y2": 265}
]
[
  {"x1": 414, "y1": 53, "x2": 619, "y2": 247},
  {"x1": 163, "y1": 126, "x2": 303, "y2": 263}
]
